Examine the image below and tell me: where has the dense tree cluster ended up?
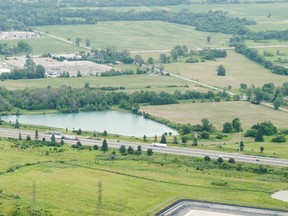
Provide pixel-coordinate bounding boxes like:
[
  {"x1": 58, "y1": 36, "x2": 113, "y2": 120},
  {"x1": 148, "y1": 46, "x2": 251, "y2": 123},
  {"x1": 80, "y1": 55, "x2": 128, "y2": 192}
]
[
  {"x1": 245, "y1": 121, "x2": 278, "y2": 142},
  {"x1": 0, "y1": 87, "x2": 230, "y2": 113},
  {"x1": 90, "y1": 47, "x2": 130, "y2": 64},
  {"x1": 241, "y1": 82, "x2": 288, "y2": 109},
  {"x1": 223, "y1": 118, "x2": 241, "y2": 133},
  {"x1": 0, "y1": 41, "x2": 32, "y2": 56},
  {"x1": 170, "y1": 45, "x2": 227, "y2": 62}
]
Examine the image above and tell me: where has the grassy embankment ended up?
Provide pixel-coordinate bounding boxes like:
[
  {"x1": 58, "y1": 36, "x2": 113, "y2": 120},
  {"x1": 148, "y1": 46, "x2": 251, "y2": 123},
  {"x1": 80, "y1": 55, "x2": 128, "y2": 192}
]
[{"x1": 0, "y1": 138, "x2": 288, "y2": 215}]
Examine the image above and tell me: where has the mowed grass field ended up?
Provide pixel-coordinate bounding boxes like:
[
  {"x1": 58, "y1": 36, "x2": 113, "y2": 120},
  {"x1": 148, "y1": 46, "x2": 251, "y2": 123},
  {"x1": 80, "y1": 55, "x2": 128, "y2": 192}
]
[
  {"x1": 140, "y1": 101, "x2": 288, "y2": 130},
  {"x1": 0, "y1": 74, "x2": 208, "y2": 93},
  {"x1": 163, "y1": 50, "x2": 288, "y2": 89},
  {"x1": 35, "y1": 21, "x2": 230, "y2": 51},
  {"x1": 0, "y1": 139, "x2": 288, "y2": 215},
  {"x1": 2, "y1": 37, "x2": 85, "y2": 55}
]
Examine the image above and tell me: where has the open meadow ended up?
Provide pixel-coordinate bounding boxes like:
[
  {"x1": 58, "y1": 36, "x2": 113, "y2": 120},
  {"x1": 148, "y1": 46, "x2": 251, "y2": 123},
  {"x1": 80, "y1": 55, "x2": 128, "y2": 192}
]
[
  {"x1": 0, "y1": 139, "x2": 288, "y2": 215},
  {"x1": 140, "y1": 101, "x2": 288, "y2": 130},
  {"x1": 35, "y1": 21, "x2": 230, "y2": 51},
  {"x1": 0, "y1": 74, "x2": 207, "y2": 93},
  {"x1": 2, "y1": 37, "x2": 85, "y2": 55},
  {"x1": 163, "y1": 50, "x2": 288, "y2": 89}
]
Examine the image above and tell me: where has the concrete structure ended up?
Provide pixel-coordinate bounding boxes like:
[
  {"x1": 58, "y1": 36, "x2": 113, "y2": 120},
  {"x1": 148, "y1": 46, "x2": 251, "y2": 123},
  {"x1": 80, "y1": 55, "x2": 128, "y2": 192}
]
[{"x1": 155, "y1": 200, "x2": 288, "y2": 216}]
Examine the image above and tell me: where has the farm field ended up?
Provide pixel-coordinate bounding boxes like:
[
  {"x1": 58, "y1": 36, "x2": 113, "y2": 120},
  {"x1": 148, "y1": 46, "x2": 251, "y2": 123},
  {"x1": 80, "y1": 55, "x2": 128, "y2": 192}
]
[
  {"x1": 0, "y1": 139, "x2": 288, "y2": 215},
  {"x1": 0, "y1": 74, "x2": 205, "y2": 93},
  {"x1": 2, "y1": 37, "x2": 85, "y2": 55},
  {"x1": 35, "y1": 21, "x2": 230, "y2": 51},
  {"x1": 140, "y1": 101, "x2": 288, "y2": 130},
  {"x1": 163, "y1": 50, "x2": 288, "y2": 89}
]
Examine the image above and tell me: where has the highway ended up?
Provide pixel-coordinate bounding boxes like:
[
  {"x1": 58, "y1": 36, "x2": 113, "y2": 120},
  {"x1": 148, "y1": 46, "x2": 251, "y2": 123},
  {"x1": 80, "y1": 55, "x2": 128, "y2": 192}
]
[{"x1": 0, "y1": 127, "x2": 288, "y2": 167}]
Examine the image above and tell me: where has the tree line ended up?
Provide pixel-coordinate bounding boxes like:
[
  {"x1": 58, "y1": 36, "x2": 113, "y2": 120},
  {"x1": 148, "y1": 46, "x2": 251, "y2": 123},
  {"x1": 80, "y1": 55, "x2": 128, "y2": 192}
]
[
  {"x1": 0, "y1": 86, "x2": 230, "y2": 113},
  {"x1": 230, "y1": 40, "x2": 288, "y2": 76},
  {"x1": 70, "y1": 0, "x2": 189, "y2": 7}
]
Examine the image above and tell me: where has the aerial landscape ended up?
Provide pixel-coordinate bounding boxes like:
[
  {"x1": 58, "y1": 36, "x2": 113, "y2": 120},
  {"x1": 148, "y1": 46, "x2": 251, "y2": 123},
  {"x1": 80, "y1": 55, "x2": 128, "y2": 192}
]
[{"x1": 0, "y1": 0, "x2": 288, "y2": 215}]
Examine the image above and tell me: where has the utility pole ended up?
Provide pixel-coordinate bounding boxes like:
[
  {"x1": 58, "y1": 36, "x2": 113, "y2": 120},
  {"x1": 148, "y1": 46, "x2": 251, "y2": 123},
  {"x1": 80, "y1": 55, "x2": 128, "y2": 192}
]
[
  {"x1": 32, "y1": 181, "x2": 36, "y2": 206},
  {"x1": 97, "y1": 181, "x2": 103, "y2": 215}
]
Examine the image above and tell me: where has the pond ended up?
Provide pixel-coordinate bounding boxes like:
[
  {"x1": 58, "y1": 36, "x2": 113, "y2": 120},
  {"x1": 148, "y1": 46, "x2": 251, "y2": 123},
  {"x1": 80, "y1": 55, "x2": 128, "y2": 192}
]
[{"x1": 1, "y1": 111, "x2": 177, "y2": 137}]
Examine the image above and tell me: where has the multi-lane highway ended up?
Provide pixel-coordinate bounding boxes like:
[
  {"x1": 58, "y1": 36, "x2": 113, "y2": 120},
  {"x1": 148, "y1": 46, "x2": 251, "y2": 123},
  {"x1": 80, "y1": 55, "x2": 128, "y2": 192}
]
[{"x1": 0, "y1": 127, "x2": 288, "y2": 167}]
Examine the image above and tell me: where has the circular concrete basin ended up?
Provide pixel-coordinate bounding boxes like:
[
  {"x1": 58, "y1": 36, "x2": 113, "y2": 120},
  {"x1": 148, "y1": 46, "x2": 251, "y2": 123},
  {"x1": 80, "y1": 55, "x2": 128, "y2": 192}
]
[{"x1": 271, "y1": 190, "x2": 288, "y2": 202}]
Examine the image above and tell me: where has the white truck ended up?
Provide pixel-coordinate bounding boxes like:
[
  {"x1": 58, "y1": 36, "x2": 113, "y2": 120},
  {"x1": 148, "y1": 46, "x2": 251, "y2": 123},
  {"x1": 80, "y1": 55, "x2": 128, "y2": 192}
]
[{"x1": 151, "y1": 143, "x2": 167, "y2": 148}]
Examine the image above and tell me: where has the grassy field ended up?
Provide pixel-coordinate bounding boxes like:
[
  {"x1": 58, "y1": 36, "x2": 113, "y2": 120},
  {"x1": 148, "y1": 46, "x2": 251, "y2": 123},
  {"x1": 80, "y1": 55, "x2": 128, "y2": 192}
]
[
  {"x1": 163, "y1": 50, "x2": 288, "y2": 89},
  {"x1": 0, "y1": 74, "x2": 209, "y2": 93},
  {"x1": 2, "y1": 37, "x2": 85, "y2": 55},
  {"x1": 83, "y1": 3, "x2": 288, "y2": 33},
  {"x1": 35, "y1": 21, "x2": 230, "y2": 51},
  {"x1": 248, "y1": 20, "x2": 288, "y2": 31},
  {"x1": 140, "y1": 101, "x2": 288, "y2": 130},
  {"x1": 0, "y1": 138, "x2": 288, "y2": 215},
  {"x1": 248, "y1": 47, "x2": 288, "y2": 67}
]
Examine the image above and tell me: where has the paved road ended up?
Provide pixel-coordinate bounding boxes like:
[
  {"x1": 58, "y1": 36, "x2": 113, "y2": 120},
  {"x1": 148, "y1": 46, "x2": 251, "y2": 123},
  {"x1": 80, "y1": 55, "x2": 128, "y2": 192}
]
[{"x1": 0, "y1": 128, "x2": 287, "y2": 167}]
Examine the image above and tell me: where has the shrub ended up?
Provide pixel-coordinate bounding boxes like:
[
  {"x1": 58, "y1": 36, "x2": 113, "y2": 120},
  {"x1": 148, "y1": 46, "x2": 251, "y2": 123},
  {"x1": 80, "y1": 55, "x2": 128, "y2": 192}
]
[
  {"x1": 272, "y1": 135, "x2": 286, "y2": 143},
  {"x1": 201, "y1": 131, "x2": 210, "y2": 139},
  {"x1": 216, "y1": 134, "x2": 223, "y2": 139},
  {"x1": 147, "y1": 148, "x2": 153, "y2": 156},
  {"x1": 217, "y1": 157, "x2": 224, "y2": 163},
  {"x1": 211, "y1": 180, "x2": 228, "y2": 186},
  {"x1": 245, "y1": 129, "x2": 257, "y2": 137},
  {"x1": 256, "y1": 165, "x2": 268, "y2": 174},
  {"x1": 228, "y1": 158, "x2": 235, "y2": 163},
  {"x1": 204, "y1": 155, "x2": 211, "y2": 161}
]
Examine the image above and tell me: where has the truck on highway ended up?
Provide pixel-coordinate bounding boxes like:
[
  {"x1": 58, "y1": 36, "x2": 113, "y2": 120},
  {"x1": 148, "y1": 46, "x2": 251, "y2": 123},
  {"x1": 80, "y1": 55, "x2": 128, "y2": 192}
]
[
  {"x1": 151, "y1": 143, "x2": 167, "y2": 148},
  {"x1": 62, "y1": 135, "x2": 79, "y2": 141}
]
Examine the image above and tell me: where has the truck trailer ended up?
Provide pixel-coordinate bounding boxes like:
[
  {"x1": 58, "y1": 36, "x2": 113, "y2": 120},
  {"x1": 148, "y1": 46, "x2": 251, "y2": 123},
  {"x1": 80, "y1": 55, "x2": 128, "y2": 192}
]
[{"x1": 151, "y1": 143, "x2": 167, "y2": 148}]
